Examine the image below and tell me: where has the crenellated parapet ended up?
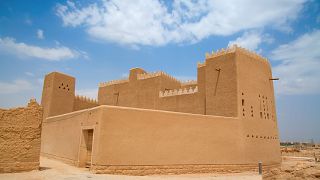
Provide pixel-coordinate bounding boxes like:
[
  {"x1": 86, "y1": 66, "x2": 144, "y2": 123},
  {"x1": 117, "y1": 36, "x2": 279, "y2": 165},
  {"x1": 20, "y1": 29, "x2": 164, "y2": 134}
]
[
  {"x1": 205, "y1": 45, "x2": 237, "y2": 60},
  {"x1": 235, "y1": 46, "x2": 269, "y2": 65},
  {"x1": 99, "y1": 78, "x2": 129, "y2": 87},
  {"x1": 203, "y1": 45, "x2": 269, "y2": 65},
  {"x1": 159, "y1": 86, "x2": 198, "y2": 98},
  {"x1": 75, "y1": 95, "x2": 98, "y2": 104},
  {"x1": 197, "y1": 61, "x2": 206, "y2": 68},
  {"x1": 138, "y1": 71, "x2": 181, "y2": 84},
  {"x1": 137, "y1": 71, "x2": 162, "y2": 80},
  {"x1": 181, "y1": 80, "x2": 197, "y2": 86}
]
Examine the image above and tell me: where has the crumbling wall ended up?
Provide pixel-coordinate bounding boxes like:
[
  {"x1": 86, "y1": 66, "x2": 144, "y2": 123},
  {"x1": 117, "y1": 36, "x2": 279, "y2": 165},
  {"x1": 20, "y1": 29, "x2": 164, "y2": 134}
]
[{"x1": 0, "y1": 99, "x2": 43, "y2": 173}]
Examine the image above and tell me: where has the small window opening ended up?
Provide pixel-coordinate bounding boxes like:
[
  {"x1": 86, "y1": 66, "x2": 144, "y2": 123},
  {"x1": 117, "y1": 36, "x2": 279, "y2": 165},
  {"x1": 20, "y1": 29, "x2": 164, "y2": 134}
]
[{"x1": 242, "y1": 99, "x2": 244, "y2": 106}]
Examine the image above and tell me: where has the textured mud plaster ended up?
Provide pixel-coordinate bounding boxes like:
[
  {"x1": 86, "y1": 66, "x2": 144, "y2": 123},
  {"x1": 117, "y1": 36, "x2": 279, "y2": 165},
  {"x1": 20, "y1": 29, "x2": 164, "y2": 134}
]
[{"x1": 0, "y1": 99, "x2": 43, "y2": 173}]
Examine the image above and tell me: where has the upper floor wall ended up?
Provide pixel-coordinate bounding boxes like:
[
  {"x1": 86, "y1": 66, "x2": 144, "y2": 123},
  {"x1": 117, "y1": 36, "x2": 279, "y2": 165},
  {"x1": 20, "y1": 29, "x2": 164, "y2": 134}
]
[{"x1": 41, "y1": 46, "x2": 277, "y2": 119}]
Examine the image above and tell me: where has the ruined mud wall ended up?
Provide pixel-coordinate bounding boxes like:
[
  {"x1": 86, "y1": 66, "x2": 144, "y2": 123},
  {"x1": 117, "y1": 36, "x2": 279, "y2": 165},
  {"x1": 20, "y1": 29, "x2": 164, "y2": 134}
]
[{"x1": 0, "y1": 99, "x2": 43, "y2": 173}]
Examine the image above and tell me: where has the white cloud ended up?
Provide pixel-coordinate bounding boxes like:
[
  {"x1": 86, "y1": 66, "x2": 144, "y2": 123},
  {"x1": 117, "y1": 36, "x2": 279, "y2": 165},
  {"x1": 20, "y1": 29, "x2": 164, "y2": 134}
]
[
  {"x1": 271, "y1": 30, "x2": 320, "y2": 95},
  {"x1": 37, "y1": 29, "x2": 44, "y2": 39},
  {"x1": 0, "y1": 79, "x2": 33, "y2": 94},
  {"x1": 56, "y1": 0, "x2": 306, "y2": 47},
  {"x1": 0, "y1": 37, "x2": 85, "y2": 61},
  {"x1": 25, "y1": 17, "x2": 32, "y2": 25},
  {"x1": 76, "y1": 88, "x2": 97, "y2": 99},
  {"x1": 228, "y1": 31, "x2": 274, "y2": 51},
  {"x1": 25, "y1": 72, "x2": 34, "y2": 77}
]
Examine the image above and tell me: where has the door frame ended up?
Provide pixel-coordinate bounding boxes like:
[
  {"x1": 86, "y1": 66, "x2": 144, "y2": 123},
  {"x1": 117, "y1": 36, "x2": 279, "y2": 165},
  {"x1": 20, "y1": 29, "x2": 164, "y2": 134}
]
[{"x1": 77, "y1": 125, "x2": 95, "y2": 168}]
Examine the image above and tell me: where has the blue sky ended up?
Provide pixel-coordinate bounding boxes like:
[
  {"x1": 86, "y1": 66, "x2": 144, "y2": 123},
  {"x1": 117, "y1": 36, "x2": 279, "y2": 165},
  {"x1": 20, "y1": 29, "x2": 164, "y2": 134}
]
[{"x1": 0, "y1": 0, "x2": 319, "y2": 142}]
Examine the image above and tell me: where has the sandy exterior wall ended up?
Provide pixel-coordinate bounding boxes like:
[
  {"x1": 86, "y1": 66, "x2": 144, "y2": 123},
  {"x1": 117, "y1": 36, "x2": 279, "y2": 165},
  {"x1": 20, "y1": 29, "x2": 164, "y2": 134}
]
[
  {"x1": 236, "y1": 50, "x2": 281, "y2": 165},
  {"x1": 41, "y1": 72, "x2": 75, "y2": 118},
  {"x1": 41, "y1": 107, "x2": 101, "y2": 166},
  {"x1": 98, "y1": 70, "x2": 200, "y2": 114},
  {"x1": 0, "y1": 100, "x2": 43, "y2": 173},
  {"x1": 94, "y1": 106, "x2": 243, "y2": 166},
  {"x1": 41, "y1": 105, "x2": 281, "y2": 175},
  {"x1": 41, "y1": 105, "x2": 280, "y2": 175},
  {"x1": 73, "y1": 97, "x2": 98, "y2": 111}
]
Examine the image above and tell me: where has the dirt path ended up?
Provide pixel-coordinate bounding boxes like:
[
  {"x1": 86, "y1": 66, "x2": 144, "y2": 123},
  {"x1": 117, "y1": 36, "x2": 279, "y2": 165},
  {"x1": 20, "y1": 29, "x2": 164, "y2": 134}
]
[{"x1": 0, "y1": 156, "x2": 261, "y2": 180}]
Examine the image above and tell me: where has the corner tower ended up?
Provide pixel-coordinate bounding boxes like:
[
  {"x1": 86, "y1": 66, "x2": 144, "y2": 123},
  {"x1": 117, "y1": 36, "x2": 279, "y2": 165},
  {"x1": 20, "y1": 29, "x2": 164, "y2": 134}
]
[
  {"x1": 235, "y1": 47, "x2": 281, "y2": 164},
  {"x1": 41, "y1": 72, "x2": 75, "y2": 118}
]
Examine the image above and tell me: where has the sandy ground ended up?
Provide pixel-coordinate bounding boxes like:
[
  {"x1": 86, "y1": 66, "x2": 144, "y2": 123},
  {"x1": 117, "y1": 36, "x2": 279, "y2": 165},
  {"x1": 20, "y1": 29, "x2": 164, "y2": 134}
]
[
  {"x1": 265, "y1": 156, "x2": 320, "y2": 179},
  {"x1": 265, "y1": 148, "x2": 320, "y2": 179},
  {"x1": 0, "y1": 156, "x2": 261, "y2": 180},
  {"x1": 2, "y1": 148, "x2": 320, "y2": 180}
]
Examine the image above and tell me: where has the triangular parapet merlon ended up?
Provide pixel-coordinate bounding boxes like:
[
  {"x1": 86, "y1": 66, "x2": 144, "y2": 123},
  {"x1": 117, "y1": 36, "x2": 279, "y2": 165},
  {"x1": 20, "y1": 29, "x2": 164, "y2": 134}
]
[
  {"x1": 159, "y1": 86, "x2": 198, "y2": 98},
  {"x1": 197, "y1": 61, "x2": 206, "y2": 68},
  {"x1": 137, "y1": 71, "x2": 162, "y2": 80},
  {"x1": 205, "y1": 45, "x2": 237, "y2": 60},
  {"x1": 236, "y1": 46, "x2": 270, "y2": 65},
  {"x1": 181, "y1": 80, "x2": 197, "y2": 86},
  {"x1": 99, "y1": 78, "x2": 129, "y2": 87},
  {"x1": 137, "y1": 71, "x2": 181, "y2": 84},
  {"x1": 75, "y1": 95, "x2": 98, "y2": 104},
  {"x1": 203, "y1": 45, "x2": 269, "y2": 65}
]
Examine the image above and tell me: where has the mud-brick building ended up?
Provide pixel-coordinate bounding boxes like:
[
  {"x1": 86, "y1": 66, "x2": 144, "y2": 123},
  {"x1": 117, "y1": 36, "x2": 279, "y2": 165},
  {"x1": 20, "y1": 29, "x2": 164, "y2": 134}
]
[{"x1": 40, "y1": 45, "x2": 281, "y2": 175}]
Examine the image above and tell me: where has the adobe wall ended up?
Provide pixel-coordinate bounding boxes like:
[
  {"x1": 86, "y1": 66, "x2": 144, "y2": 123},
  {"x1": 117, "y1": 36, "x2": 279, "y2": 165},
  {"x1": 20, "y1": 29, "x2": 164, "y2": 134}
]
[
  {"x1": 41, "y1": 72, "x2": 75, "y2": 118},
  {"x1": 41, "y1": 106, "x2": 101, "y2": 166},
  {"x1": 97, "y1": 47, "x2": 240, "y2": 117},
  {"x1": 204, "y1": 52, "x2": 238, "y2": 117},
  {"x1": 0, "y1": 99, "x2": 43, "y2": 173},
  {"x1": 42, "y1": 46, "x2": 279, "y2": 120},
  {"x1": 236, "y1": 48, "x2": 281, "y2": 164},
  {"x1": 73, "y1": 95, "x2": 98, "y2": 111},
  {"x1": 94, "y1": 106, "x2": 243, "y2": 167},
  {"x1": 158, "y1": 88, "x2": 203, "y2": 114},
  {"x1": 98, "y1": 70, "x2": 203, "y2": 114},
  {"x1": 98, "y1": 70, "x2": 188, "y2": 110},
  {"x1": 41, "y1": 105, "x2": 280, "y2": 175}
]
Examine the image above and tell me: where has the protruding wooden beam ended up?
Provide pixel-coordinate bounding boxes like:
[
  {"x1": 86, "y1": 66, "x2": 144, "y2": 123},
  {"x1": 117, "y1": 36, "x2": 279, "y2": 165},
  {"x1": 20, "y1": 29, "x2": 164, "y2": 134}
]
[{"x1": 269, "y1": 78, "x2": 279, "y2": 81}]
